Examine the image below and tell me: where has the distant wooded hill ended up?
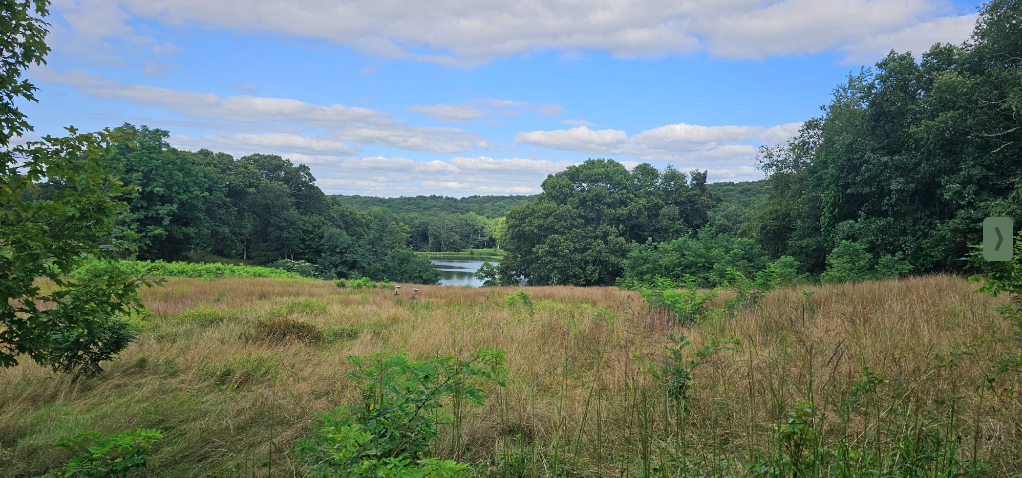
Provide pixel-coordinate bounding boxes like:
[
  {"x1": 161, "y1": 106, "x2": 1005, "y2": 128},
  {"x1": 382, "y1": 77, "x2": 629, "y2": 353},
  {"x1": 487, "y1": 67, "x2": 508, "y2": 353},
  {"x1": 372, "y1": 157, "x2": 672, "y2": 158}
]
[{"x1": 332, "y1": 194, "x2": 537, "y2": 219}]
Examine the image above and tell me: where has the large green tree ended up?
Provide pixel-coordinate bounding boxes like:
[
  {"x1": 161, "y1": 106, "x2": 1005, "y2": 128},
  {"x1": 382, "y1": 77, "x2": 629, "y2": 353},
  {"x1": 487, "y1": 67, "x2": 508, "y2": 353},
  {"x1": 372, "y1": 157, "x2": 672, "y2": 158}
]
[
  {"x1": 1, "y1": 0, "x2": 148, "y2": 369},
  {"x1": 752, "y1": 0, "x2": 1022, "y2": 274},
  {"x1": 497, "y1": 159, "x2": 711, "y2": 286}
]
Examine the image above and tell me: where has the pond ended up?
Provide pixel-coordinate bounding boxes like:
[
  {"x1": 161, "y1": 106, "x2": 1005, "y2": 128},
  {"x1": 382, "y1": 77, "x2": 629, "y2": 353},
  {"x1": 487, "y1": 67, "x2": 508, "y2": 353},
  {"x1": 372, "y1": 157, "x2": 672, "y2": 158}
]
[{"x1": 430, "y1": 258, "x2": 498, "y2": 287}]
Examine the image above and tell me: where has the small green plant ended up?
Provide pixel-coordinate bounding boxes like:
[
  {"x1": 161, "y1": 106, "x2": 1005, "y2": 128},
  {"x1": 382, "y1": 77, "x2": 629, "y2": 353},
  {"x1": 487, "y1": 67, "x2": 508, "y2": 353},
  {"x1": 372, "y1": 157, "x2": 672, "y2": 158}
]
[
  {"x1": 874, "y1": 252, "x2": 913, "y2": 279},
  {"x1": 724, "y1": 267, "x2": 768, "y2": 313},
  {"x1": 639, "y1": 277, "x2": 718, "y2": 323},
  {"x1": 505, "y1": 290, "x2": 532, "y2": 308},
  {"x1": 820, "y1": 240, "x2": 873, "y2": 284},
  {"x1": 335, "y1": 277, "x2": 386, "y2": 289},
  {"x1": 639, "y1": 333, "x2": 740, "y2": 406},
  {"x1": 297, "y1": 348, "x2": 506, "y2": 476},
  {"x1": 74, "y1": 259, "x2": 305, "y2": 280},
  {"x1": 639, "y1": 333, "x2": 696, "y2": 404},
  {"x1": 757, "y1": 255, "x2": 802, "y2": 288},
  {"x1": 51, "y1": 428, "x2": 164, "y2": 477},
  {"x1": 44, "y1": 315, "x2": 136, "y2": 377},
  {"x1": 773, "y1": 401, "x2": 817, "y2": 473}
]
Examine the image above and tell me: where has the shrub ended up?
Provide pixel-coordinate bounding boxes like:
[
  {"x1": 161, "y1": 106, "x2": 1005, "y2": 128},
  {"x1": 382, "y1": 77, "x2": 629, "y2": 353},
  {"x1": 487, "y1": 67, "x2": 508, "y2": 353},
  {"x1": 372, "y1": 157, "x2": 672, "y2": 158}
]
[
  {"x1": 820, "y1": 241, "x2": 873, "y2": 284},
  {"x1": 40, "y1": 261, "x2": 153, "y2": 377},
  {"x1": 874, "y1": 252, "x2": 913, "y2": 279},
  {"x1": 757, "y1": 255, "x2": 802, "y2": 288},
  {"x1": 297, "y1": 349, "x2": 506, "y2": 476},
  {"x1": 52, "y1": 429, "x2": 164, "y2": 477},
  {"x1": 252, "y1": 318, "x2": 326, "y2": 345},
  {"x1": 723, "y1": 268, "x2": 767, "y2": 313},
  {"x1": 505, "y1": 290, "x2": 532, "y2": 308},
  {"x1": 45, "y1": 318, "x2": 135, "y2": 377},
  {"x1": 639, "y1": 277, "x2": 718, "y2": 323},
  {"x1": 75, "y1": 259, "x2": 304, "y2": 280}
]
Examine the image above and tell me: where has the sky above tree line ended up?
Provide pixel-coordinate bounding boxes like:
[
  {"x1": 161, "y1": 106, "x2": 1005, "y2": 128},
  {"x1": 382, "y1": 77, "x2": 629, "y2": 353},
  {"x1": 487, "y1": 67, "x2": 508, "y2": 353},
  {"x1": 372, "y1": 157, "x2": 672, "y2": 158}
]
[{"x1": 25, "y1": 0, "x2": 983, "y2": 197}]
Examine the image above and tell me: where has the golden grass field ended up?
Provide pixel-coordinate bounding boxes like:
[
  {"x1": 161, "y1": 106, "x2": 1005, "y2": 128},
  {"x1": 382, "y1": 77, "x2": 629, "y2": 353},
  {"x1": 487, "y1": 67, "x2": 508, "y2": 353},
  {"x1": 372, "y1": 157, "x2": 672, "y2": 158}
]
[{"x1": 1, "y1": 275, "x2": 1020, "y2": 476}]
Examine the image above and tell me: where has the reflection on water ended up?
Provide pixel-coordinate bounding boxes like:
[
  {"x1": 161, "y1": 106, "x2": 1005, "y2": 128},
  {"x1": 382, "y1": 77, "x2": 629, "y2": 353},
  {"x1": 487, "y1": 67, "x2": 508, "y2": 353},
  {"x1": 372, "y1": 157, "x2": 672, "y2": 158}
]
[{"x1": 430, "y1": 258, "x2": 499, "y2": 287}]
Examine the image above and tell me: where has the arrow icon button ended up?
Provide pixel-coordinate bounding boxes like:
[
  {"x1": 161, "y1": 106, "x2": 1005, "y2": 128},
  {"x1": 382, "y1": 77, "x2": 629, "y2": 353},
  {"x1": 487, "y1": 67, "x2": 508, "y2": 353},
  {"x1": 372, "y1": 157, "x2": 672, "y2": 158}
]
[{"x1": 984, "y1": 217, "x2": 1013, "y2": 261}]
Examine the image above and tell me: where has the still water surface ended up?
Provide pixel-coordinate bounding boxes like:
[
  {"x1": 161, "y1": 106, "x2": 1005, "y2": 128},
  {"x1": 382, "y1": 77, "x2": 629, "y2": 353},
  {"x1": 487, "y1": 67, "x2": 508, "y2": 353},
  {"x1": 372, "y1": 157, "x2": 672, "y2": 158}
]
[{"x1": 431, "y1": 258, "x2": 498, "y2": 287}]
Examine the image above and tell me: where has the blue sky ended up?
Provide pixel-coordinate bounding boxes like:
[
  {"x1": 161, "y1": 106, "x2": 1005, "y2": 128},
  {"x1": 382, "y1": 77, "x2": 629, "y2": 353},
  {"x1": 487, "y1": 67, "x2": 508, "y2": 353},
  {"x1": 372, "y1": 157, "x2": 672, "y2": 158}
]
[{"x1": 26, "y1": 0, "x2": 985, "y2": 196}]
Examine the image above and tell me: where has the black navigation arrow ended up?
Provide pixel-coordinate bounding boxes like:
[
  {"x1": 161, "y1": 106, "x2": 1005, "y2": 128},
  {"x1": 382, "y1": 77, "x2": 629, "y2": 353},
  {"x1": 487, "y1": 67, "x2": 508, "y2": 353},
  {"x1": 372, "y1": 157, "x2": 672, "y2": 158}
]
[{"x1": 996, "y1": 227, "x2": 1003, "y2": 251}]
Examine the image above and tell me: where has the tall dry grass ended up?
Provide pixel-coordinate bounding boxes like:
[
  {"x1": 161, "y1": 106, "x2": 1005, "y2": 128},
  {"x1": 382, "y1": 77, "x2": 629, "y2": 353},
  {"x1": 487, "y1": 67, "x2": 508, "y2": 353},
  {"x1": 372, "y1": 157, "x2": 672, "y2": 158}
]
[{"x1": 0, "y1": 275, "x2": 1018, "y2": 476}]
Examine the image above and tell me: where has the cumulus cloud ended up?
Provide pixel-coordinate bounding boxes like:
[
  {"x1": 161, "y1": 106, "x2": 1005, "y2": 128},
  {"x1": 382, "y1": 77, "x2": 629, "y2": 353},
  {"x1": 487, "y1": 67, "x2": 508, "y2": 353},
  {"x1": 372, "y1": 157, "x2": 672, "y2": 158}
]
[
  {"x1": 170, "y1": 133, "x2": 360, "y2": 157},
  {"x1": 50, "y1": 0, "x2": 978, "y2": 67},
  {"x1": 407, "y1": 103, "x2": 488, "y2": 123},
  {"x1": 515, "y1": 126, "x2": 628, "y2": 153},
  {"x1": 34, "y1": 67, "x2": 486, "y2": 154},
  {"x1": 285, "y1": 155, "x2": 572, "y2": 196},
  {"x1": 842, "y1": 13, "x2": 978, "y2": 64},
  {"x1": 408, "y1": 99, "x2": 563, "y2": 123},
  {"x1": 516, "y1": 122, "x2": 802, "y2": 162},
  {"x1": 562, "y1": 119, "x2": 594, "y2": 127}
]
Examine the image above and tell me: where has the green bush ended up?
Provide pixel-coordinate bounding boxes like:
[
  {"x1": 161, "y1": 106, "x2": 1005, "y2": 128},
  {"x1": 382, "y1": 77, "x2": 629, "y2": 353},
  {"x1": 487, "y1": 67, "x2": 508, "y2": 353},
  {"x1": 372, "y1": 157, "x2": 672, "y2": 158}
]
[
  {"x1": 51, "y1": 428, "x2": 163, "y2": 477},
  {"x1": 45, "y1": 318, "x2": 135, "y2": 377},
  {"x1": 820, "y1": 241, "x2": 873, "y2": 284},
  {"x1": 75, "y1": 259, "x2": 304, "y2": 280},
  {"x1": 334, "y1": 277, "x2": 382, "y2": 289},
  {"x1": 297, "y1": 349, "x2": 506, "y2": 476},
  {"x1": 505, "y1": 290, "x2": 532, "y2": 308},
  {"x1": 639, "y1": 277, "x2": 718, "y2": 323},
  {"x1": 757, "y1": 255, "x2": 802, "y2": 288},
  {"x1": 874, "y1": 252, "x2": 913, "y2": 279},
  {"x1": 41, "y1": 261, "x2": 155, "y2": 376}
]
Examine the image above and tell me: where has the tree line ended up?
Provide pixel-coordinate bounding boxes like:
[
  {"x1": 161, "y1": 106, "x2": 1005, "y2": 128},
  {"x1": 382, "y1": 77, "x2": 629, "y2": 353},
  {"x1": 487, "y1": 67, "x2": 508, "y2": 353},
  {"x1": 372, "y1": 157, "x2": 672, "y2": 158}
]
[
  {"x1": 40, "y1": 124, "x2": 440, "y2": 284},
  {"x1": 333, "y1": 195, "x2": 533, "y2": 252},
  {"x1": 487, "y1": 0, "x2": 1021, "y2": 287}
]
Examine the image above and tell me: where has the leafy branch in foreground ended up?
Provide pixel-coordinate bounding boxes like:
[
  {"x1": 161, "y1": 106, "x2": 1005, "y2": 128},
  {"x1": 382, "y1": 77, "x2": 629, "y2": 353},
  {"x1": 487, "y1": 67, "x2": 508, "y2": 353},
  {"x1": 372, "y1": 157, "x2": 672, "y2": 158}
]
[{"x1": 297, "y1": 348, "x2": 506, "y2": 476}]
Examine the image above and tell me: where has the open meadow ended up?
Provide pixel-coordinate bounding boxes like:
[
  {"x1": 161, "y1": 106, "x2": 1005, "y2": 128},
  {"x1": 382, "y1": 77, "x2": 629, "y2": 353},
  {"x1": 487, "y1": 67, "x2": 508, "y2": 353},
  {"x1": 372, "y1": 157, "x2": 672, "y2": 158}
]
[{"x1": 2, "y1": 275, "x2": 1020, "y2": 476}]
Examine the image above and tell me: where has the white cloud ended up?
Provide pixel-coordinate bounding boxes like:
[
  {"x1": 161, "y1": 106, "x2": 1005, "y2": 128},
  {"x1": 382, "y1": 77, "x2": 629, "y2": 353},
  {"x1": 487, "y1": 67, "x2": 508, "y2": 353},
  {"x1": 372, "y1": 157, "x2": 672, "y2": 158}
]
[
  {"x1": 33, "y1": 67, "x2": 486, "y2": 154},
  {"x1": 516, "y1": 121, "x2": 802, "y2": 161},
  {"x1": 515, "y1": 126, "x2": 628, "y2": 153},
  {"x1": 407, "y1": 103, "x2": 488, "y2": 123},
  {"x1": 170, "y1": 133, "x2": 360, "y2": 157},
  {"x1": 562, "y1": 119, "x2": 594, "y2": 127},
  {"x1": 842, "y1": 13, "x2": 979, "y2": 64},
  {"x1": 50, "y1": 0, "x2": 978, "y2": 67},
  {"x1": 407, "y1": 98, "x2": 563, "y2": 123},
  {"x1": 296, "y1": 155, "x2": 573, "y2": 196},
  {"x1": 705, "y1": 165, "x2": 765, "y2": 182},
  {"x1": 630, "y1": 123, "x2": 764, "y2": 151}
]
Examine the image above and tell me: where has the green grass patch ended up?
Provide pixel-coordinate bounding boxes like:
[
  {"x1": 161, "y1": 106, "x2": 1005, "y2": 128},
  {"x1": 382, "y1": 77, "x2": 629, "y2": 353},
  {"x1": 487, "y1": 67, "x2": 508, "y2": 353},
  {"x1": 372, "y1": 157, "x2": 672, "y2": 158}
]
[{"x1": 75, "y1": 259, "x2": 305, "y2": 280}]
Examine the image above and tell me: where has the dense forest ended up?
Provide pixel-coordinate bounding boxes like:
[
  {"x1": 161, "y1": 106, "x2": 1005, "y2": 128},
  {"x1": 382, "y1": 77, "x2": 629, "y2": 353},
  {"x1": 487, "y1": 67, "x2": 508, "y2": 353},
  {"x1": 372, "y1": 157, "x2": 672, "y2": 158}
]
[
  {"x1": 487, "y1": 1, "x2": 1022, "y2": 286},
  {"x1": 48, "y1": 125, "x2": 441, "y2": 284},
  {"x1": 334, "y1": 195, "x2": 533, "y2": 252}
]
